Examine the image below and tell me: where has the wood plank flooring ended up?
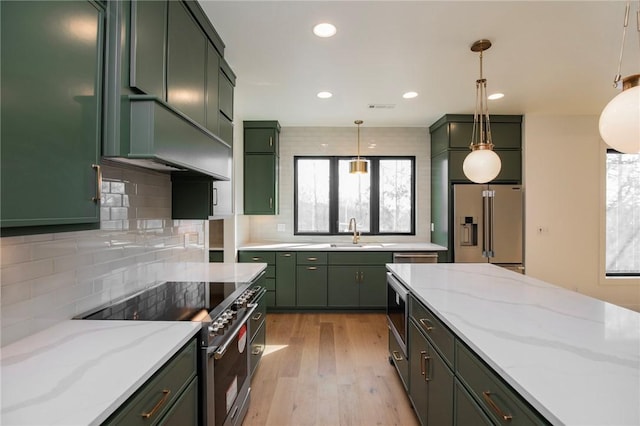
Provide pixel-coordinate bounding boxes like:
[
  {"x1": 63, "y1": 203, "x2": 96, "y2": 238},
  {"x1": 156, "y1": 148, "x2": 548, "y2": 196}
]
[{"x1": 243, "y1": 313, "x2": 419, "y2": 426}]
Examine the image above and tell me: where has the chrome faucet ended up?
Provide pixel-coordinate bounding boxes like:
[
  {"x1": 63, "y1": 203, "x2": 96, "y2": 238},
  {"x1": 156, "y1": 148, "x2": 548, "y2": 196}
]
[{"x1": 348, "y1": 217, "x2": 360, "y2": 244}]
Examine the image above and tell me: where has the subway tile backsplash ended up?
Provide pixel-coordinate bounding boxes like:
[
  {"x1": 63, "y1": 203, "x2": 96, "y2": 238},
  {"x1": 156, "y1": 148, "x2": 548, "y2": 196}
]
[{"x1": 0, "y1": 163, "x2": 206, "y2": 346}]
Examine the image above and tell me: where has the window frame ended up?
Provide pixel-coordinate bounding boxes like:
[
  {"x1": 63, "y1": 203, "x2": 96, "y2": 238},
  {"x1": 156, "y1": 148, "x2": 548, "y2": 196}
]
[
  {"x1": 605, "y1": 148, "x2": 640, "y2": 277},
  {"x1": 293, "y1": 156, "x2": 416, "y2": 236}
]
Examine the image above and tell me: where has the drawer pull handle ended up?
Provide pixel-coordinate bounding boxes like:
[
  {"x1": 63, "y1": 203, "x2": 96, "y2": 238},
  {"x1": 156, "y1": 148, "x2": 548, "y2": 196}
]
[
  {"x1": 419, "y1": 318, "x2": 434, "y2": 332},
  {"x1": 424, "y1": 354, "x2": 432, "y2": 382},
  {"x1": 419, "y1": 350, "x2": 427, "y2": 376},
  {"x1": 307, "y1": 266, "x2": 317, "y2": 271},
  {"x1": 482, "y1": 391, "x2": 513, "y2": 422},
  {"x1": 251, "y1": 257, "x2": 261, "y2": 261},
  {"x1": 141, "y1": 389, "x2": 171, "y2": 419},
  {"x1": 391, "y1": 351, "x2": 403, "y2": 362},
  {"x1": 282, "y1": 253, "x2": 292, "y2": 257},
  {"x1": 252, "y1": 312, "x2": 263, "y2": 321},
  {"x1": 252, "y1": 346, "x2": 263, "y2": 355},
  {"x1": 307, "y1": 257, "x2": 318, "y2": 261}
]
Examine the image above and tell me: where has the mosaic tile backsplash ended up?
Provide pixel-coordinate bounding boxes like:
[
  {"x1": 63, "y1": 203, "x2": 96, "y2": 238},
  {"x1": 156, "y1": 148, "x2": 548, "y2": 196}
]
[{"x1": 0, "y1": 163, "x2": 206, "y2": 346}]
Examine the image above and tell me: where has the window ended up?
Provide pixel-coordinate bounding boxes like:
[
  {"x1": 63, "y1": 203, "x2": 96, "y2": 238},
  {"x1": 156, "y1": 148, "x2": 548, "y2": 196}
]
[
  {"x1": 294, "y1": 156, "x2": 415, "y2": 235},
  {"x1": 606, "y1": 150, "x2": 640, "y2": 276}
]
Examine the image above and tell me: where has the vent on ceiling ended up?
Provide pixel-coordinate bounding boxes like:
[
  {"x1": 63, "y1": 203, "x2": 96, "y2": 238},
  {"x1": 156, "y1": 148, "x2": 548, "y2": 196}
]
[{"x1": 368, "y1": 104, "x2": 396, "y2": 109}]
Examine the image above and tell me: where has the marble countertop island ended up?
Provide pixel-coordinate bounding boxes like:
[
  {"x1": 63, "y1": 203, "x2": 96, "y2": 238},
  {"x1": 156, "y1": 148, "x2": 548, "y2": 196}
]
[
  {"x1": 386, "y1": 263, "x2": 640, "y2": 426},
  {"x1": 0, "y1": 262, "x2": 267, "y2": 426}
]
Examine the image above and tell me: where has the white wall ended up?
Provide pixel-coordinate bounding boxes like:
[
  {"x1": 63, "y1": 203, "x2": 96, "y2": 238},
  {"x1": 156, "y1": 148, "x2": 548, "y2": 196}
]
[
  {"x1": 242, "y1": 126, "x2": 431, "y2": 244},
  {"x1": 0, "y1": 164, "x2": 207, "y2": 345},
  {"x1": 524, "y1": 115, "x2": 640, "y2": 311}
]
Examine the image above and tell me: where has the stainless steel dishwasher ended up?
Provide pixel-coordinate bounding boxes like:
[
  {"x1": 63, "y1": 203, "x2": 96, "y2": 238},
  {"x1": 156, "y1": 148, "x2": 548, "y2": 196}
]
[{"x1": 392, "y1": 252, "x2": 438, "y2": 263}]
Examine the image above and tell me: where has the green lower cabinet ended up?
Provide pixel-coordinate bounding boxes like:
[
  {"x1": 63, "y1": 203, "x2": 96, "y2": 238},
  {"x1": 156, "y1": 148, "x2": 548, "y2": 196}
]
[
  {"x1": 409, "y1": 320, "x2": 454, "y2": 426},
  {"x1": 296, "y1": 265, "x2": 327, "y2": 307},
  {"x1": 158, "y1": 378, "x2": 198, "y2": 426},
  {"x1": 275, "y1": 252, "x2": 296, "y2": 307},
  {"x1": 454, "y1": 379, "x2": 492, "y2": 425},
  {"x1": 327, "y1": 265, "x2": 386, "y2": 308}
]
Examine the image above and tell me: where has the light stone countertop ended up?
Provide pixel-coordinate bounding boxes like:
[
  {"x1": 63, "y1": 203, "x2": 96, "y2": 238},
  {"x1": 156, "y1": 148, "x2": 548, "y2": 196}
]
[
  {"x1": 0, "y1": 262, "x2": 267, "y2": 426},
  {"x1": 386, "y1": 263, "x2": 640, "y2": 426},
  {"x1": 238, "y1": 241, "x2": 447, "y2": 251}
]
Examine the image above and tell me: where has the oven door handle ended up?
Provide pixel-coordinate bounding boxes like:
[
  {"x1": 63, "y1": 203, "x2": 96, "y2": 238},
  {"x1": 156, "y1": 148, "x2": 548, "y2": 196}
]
[{"x1": 210, "y1": 302, "x2": 259, "y2": 360}]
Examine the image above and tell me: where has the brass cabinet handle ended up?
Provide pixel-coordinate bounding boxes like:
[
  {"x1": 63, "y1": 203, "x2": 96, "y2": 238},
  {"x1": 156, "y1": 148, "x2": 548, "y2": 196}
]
[
  {"x1": 282, "y1": 253, "x2": 292, "y2": 257},
  {"x1": 391, "y1": 351, "x2": 403, "y2": 362},
  {"x1": 419, "y1": 318, "x2": 434, "y2": 332},
  {"x1": 251, "y1": 257, "x2": 262, "y2": 261},
  {"x1": 360, "y1": 271, "x2": 364, "y2": 282},
  {"x1": 269, "y1": 136, "x2": 273, "y2": 147},
  {"x1": 355, "y1": 272, "x2": 359, "y2": 282},
  {"x1": 141, "y1": 389, "x2": 171, "y2": 419},
  {"x1": 307, "y1": 257, "x2": 318, "y2": 261},
  {"x1": 91, "y1": 164, "x2": 102, "y2": 202},
  {"x1": 252, "y1": 312, "x2": 263, "y2": 321},
  {"x1": 419, "y1": 350, "x2": 427, "y2": 376},
  {"x1": 252, "y1": 346, "x2": 263, "y2": 355},
  {"x1": 269, "y1": 197, "x2": 273, "y2": 209},
  {"x1": 482, "y1": 391, "x2": 513, "y2": 422},
  {"x1": 307, "y1": 266, "x2": 317, "y2": 271},
  {"x1": 424, "y1": 354, "x2": 432, "y2": 382}
]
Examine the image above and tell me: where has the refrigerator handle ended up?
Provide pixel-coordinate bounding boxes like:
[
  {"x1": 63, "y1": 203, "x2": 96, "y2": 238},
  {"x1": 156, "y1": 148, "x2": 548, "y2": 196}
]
[{"x1": 482, "y1": 190, "x2": 495, "y2": 258}]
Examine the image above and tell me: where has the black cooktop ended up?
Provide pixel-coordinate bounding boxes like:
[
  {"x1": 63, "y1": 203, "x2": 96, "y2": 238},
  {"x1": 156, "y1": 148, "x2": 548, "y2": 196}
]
[{"x1": 80, "y1": 281, "x2": 246, "y2": 322}]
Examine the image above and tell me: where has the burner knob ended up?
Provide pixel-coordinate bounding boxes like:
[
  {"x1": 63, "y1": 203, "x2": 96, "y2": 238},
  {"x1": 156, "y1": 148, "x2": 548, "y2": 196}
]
[{"x1": 208, "y1": 325, "x2": 223, "y2": 335}]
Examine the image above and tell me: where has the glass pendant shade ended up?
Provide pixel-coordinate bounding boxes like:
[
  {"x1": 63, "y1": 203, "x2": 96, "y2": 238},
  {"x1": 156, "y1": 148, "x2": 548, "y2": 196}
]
[
  {"x1": 463, "y1": 148, "x2": 502, "y2": 183},
  {"x1": 599, "y1": 79, "x2": 640, "y2": 154}
]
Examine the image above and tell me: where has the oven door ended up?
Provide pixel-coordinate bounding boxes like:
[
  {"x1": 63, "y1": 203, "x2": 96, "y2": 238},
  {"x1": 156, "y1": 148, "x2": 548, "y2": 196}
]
[
  {"x1": 386, "y1": 272, "x2": 408, "y2": 357},
  {"x1": 207, "y1": 304, "x2": 257, "y2": 426}
]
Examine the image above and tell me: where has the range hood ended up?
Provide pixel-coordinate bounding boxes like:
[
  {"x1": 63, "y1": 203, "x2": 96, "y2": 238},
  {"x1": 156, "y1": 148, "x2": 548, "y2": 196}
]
[{"x1": 104, "y1": 95, "x2": 231, "y2": 180}]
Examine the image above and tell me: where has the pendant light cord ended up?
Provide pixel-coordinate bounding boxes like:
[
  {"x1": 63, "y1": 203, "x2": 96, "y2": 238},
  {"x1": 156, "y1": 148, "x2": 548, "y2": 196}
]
[{"x1": 613, "y1": 1, "x2": 639, "y2": 87}]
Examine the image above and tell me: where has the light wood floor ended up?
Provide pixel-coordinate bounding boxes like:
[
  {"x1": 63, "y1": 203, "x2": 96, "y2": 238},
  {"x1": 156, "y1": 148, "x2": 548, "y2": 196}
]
[{"x1": 243, "y1": 313, "x2": 419, "y2": 426}]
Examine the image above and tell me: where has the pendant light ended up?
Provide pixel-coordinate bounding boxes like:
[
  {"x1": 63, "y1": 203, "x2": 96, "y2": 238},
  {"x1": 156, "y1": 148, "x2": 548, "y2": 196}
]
[
  {"x1": 599, "y1": 1, "x2": 640, "y2": 154},
  {"x1": 349, "y1": 120, "x2": 368, "y2": 174},
  {"x1": 462, "y1": 39, "x2": 502, "y2": 184}
]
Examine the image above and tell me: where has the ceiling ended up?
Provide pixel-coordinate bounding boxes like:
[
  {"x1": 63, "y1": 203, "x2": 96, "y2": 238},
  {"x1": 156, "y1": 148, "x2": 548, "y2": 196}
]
[{"x1": 199, "y1": 1, "x2": 639, "y2": 127}]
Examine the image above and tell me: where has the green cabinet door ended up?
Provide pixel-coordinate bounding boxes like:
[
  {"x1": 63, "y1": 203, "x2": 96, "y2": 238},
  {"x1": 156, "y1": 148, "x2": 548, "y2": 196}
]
[
  {"x1": 170, "y1": 173, "x2": 213, "y2": 219},
  {"x1": 328, "y1": 266, "x2": 359, "y2": 307},
  {"x1": 244, "y1": 154, "x2": 277, "y2": 214},
  {"x1": 296, "y1": 265, "x2": 327, "y2": 307},
  {"x1": 409, "y1": 320, "x2": 454, "y2": 426},
  {"x1": 205, "y1": 43, "x2": 220, "y2": 135},
  {"x1": 244, "y1": 128, "x2": 278, "y2": 153},
  {"x1": 276, "y1": 252, "x2": 296, "y2": 307},
  {"x1": 130, "y1": 0, "x2": 166, "y2": 98},
  {"x1": 167, "y1": 1, "x2": 206, "y2": 125},
  {"x1": 1, "y1": 0, "x2": 103, "y2": 232},
  {"x1": 219, "y1": 68, "x2": 234, "y2": 121},
  {"x1": 358, "y1": 265, "x2": 387, "y2": 307}
]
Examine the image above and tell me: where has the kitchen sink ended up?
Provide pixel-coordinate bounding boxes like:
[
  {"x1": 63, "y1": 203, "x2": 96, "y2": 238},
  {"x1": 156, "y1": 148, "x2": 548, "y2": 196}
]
[{"x1": 329, "y1": 243, "x2": 382, "y2": 248}]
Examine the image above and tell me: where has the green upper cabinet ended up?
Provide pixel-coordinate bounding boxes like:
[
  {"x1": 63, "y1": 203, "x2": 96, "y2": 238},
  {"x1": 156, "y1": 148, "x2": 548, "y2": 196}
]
[
  {"x1": 129, "y1": 0, "x2": 166, "y2": 98},
  {"x1": 244, "y1": 121, "x2": 280, "y2": 215},
  {"x1": 205, "y1": 43, "x2": 220, "y2": 135},
  {"x1": 219, "y1": 58, "x2": 235, "y2": 122},
  {"x1": 0, "y1": 0, "x2": 104, "y2": 233},
  {"x1": 167, "y1": 0, "x2": 206, "y2": 126}
]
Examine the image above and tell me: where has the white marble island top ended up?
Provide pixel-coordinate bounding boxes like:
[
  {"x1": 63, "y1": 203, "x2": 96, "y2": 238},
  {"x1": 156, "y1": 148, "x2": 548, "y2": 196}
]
[
  {"x1": 1, "y1": 262, "x2": 267, "y2": 426},
  {"x1": 386, "y1": 263, "x2": 640, "y2": 426}
]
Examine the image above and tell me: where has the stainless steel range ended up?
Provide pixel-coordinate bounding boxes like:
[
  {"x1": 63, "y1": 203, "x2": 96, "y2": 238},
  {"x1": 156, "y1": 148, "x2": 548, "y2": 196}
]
[{"x1": 77, "y1": 276, "x2": 266, "y2": 426}]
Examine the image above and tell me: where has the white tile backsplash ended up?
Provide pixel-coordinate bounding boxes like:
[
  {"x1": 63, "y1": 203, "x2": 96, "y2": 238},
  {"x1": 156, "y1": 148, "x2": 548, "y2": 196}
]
[{"x1": 0, "y1": 163, "x2": 206, "y2": 346}]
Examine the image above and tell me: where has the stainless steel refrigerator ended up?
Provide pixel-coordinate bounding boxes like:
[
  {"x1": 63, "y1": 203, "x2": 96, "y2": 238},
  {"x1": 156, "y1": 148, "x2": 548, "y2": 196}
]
[{"x1": 453, "y1": 184, "x2": 524, "y2": 272}]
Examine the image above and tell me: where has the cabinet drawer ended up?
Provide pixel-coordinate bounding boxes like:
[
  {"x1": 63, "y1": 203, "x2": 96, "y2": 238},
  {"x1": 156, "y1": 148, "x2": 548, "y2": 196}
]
[
  {"x1": 456, "y1": 341, "x2": 549, "y2": 426},
  {"x1": 249, "y1": 292, "x2": 267, "y2": 341},
  {"x1": 297, "y1": 251, "x2": 327, "y2": 265},
  {"x1": 409, "y1": 295, "x2": 454, "y2": 367},
  {"x1": 327, "y1": 251, "x2": 392, "y2": 265},
  {"x1": 158, "y1": 377, "x2": 198, "y2": 426},
  {"x1": 104, "y1": 339, "x2": 197, "y2": 425},
  {"x1": 388, "y1": 329, "x2": 409, "y2": 391},
  {"x1": 455, "y1": 378, "x2": 493, "y2": 425},
  {"x1": 238, "y1": 251, "x2": 275, "y2": 265}
]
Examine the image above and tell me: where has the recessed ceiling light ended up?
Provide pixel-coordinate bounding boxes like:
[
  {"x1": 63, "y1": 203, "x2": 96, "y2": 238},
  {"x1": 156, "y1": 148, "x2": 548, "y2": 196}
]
[
  {"x1": 488, "y1": 93, "x2": 504, "y2": 100},
  {"x1": 313, "y1": 23, "x2": 337, "y2": 38},
  {"x1": 403, "y1": 91, "x2": 418, "y2": 99},
  {"x1": 317, "y1": 91, "x2": 333, "y2": 99}
]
